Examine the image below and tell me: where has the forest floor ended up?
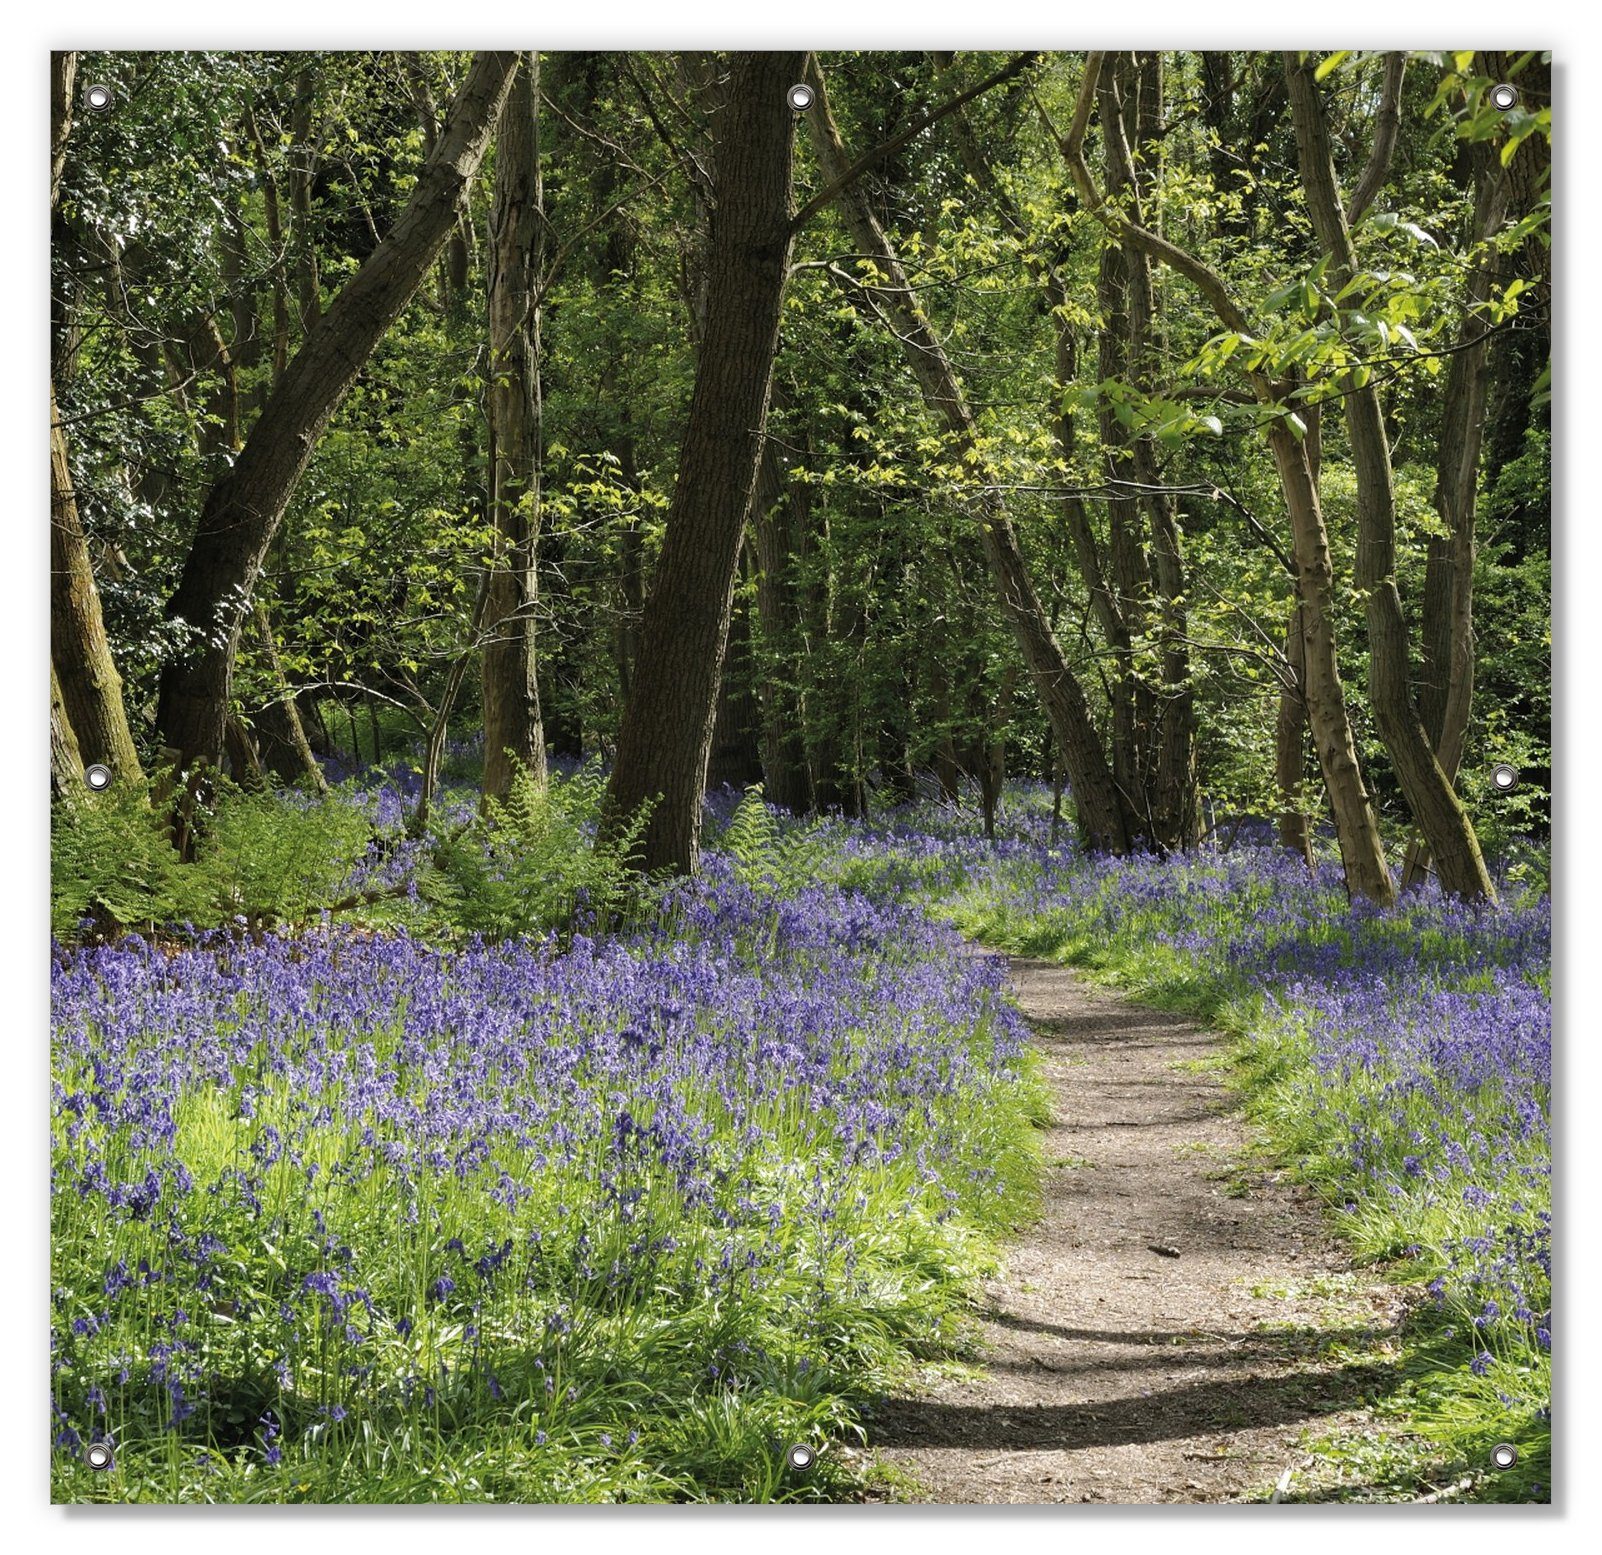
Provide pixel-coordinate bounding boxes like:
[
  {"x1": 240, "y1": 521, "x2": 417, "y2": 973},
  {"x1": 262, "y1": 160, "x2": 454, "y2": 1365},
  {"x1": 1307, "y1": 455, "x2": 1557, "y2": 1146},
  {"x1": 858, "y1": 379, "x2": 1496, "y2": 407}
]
[{"x1": 864, "y1": 956, "x2": 1411, "y2": 1505}]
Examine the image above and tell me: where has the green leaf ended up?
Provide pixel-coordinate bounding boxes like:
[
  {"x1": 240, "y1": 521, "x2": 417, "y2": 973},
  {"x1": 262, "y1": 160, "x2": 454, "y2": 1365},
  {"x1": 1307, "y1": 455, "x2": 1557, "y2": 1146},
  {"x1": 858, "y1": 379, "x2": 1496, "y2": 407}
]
[{"x1": 1315, "y1": 51, "x2": 1352, "y2": 81}]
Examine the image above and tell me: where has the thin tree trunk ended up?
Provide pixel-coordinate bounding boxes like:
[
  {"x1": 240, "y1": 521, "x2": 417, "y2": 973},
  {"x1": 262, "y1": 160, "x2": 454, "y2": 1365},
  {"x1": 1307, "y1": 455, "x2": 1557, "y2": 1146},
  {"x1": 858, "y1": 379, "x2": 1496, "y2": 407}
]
[
  {"x1": 482, "y1": 51, "x2": 548, "y2": 798},
  {"x1": 155, "y1": 52, "x2": 519, "y2": 772},
  {"x1": 51, "y1": 384, "x2": 144, "y2": 784},
  {"x1": 1286, "y1": 53, "x2": 1494, "y2": 903},
  {"x1": 1116, "y1": 53, "x2": 1201, "y2": 848},
  {"x1": 52, "y1": 50, "x2": 141, "y2": 785},
  {"x1": 750, "y1": 428, "x2": 813, "y2": 813},
  {"x1": 707, "y1": 571, "x2": 766, "y2": 789},
  {"x1": 1404, "y1": 129, "x2": 1515, "y2": 888},
  {"x1": 250, "y1": 606, "x2": 327, "y2": 792},
  {"x1": 804, "y1": 58, "x2": 1132, "y2": 855},
  {"x1": 1275, "y1": 604, "x2": 1316, "y2": 867},
  {"x1": 224, "y1": 712, "x2": 267, "y2": 790},
  {"x1": 602, "y1": 51, "x2": 804, "y2": 874},
  {"x1": 51, "y1": 52, "x2": 77, "y2": 208},
  {"x1": 289, "y1": 68, "x2": 322, "y2": 333},
  {"x1": 1266, "y1": 423, "x2": 1396, "y2": 904}
]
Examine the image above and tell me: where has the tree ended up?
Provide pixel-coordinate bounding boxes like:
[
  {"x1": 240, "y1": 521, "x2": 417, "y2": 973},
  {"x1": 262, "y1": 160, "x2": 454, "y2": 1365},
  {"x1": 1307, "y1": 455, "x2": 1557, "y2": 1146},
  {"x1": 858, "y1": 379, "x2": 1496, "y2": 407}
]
[
  {"x1": 155, "y1": 51, "x2": 520, "y2": 773},
  {"x1": 51, "y1": 51, "x2": 144, "y2": 788},
  {"x1": 1284, "y1": 52, "x2": 1494, "y2": 903},
  {"x1": 803, "y1": 57, "x2": 1134, "y2": 855},
  {"x1": 1061, "y1": 51, "x2": 1395, "y2": 903},
  {"x1": 483, "y1": 51, "x2": 549, "y2": 798},
  {"x1": 603, "y1": 51, "x2": 804, "y2": 874}
]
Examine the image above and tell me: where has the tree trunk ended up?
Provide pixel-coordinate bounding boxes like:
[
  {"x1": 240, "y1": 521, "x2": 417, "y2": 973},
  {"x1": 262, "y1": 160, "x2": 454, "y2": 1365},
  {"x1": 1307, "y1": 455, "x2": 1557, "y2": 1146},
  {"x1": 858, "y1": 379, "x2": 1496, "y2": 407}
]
[
  {"x1": 155, "y1": 51, "x2": 519, "y2": 772},
  {"x1": 1266, "y1": 423, "x2": 1396, "y2": 904},
  {"x1": 1113, "y1": 54, "x2": 1201, "y2": 849},
  {"x1": 51, "y1": 659, "x2": 84, "y2": 802},
  {"x1": 249, "y1": 615, "x2": 327, "y2": 793},
  {"x1": 1274, "y1": 604, "x2": 1316, "y2": 868},
  {"x1": 51, "y1": 384, "x2": 144, "y2": 784},
  {"x1": 707, "y1": 571, "x2": 766, "y2": 790},
  {"x1": 482, "y1": 51, "x2": 549, "y2": 798},
  {"x1": 224, "y1": 712, "x2": 267, "y2": 790},
  {"x1": 1405, "y1": 122, "x2": 1517, "y2": 888},
  {"x1": 1286, "y1": 54, "x2": 1494, "y2": 903},
  {"x1": 804, "y1": 59, "x2": 1131, "y2": 855},
  {"x1": 51, "y1": 52, "x2": 77, "y2": 208},
  {"x1": 1060, "y1": 52, "x2": 1393, "y2": 900},
  {"x1": 750, "y1": 428, "x2": 813, "y2": 814},
  {"x1": 602, "y1": 51, "x2": 804, "y2": 874}
]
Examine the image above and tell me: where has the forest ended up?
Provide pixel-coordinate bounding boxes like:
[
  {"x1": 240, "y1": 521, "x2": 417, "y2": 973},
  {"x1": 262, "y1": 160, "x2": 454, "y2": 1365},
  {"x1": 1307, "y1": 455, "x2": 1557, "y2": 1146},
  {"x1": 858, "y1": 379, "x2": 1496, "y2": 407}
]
[{"x1": 50, "y1": 50, "x2": 1550, "y2": 1505}]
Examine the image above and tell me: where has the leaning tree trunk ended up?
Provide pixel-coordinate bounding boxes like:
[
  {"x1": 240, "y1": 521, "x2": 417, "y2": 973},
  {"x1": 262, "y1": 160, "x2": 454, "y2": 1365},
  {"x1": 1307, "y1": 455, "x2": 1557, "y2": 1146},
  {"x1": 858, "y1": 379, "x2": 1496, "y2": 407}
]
[
  {"x1": 602, "y1": 51, "x2": 804, "y2": 875},
  {"x1": 1266, "y1": 423, "x2": 1396, "y2": 905},
  {"x1": 804, "y1": 58, "x2": 1132, "y2": 855},
  {"x1": 1286, "y1": 54, "x2": 1494, "y2": 904},
  {"x1": 250, "y1": 604, "x2": 327, "y2": 792},
  {"x1": 51, "y1": 384, "x2": 144, "y2": 785},
  {"x1": 482, "y1": 51, "x2": 549, "y2": 799},
  {"x1": 51, "y1": 49, "x2": 141, "y2": 788},
  {"x1": 155, "y1": 51, "x2": 519, "y2": 773}
]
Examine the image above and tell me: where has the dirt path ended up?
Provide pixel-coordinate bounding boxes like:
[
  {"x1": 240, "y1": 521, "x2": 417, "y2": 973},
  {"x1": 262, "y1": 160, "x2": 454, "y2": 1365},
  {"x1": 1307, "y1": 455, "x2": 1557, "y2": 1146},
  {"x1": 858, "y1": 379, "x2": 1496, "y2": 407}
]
[{"x1": 866, "y1": 956, "x2": 1405, "y2": 1504}]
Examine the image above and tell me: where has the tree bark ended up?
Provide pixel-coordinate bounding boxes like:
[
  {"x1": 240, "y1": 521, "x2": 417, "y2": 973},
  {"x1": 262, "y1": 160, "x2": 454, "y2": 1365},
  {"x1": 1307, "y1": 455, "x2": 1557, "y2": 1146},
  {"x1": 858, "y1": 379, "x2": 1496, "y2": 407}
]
[
  {"x1": 51, "y1": 50, "x2": 143, "y2": 787},
  {"x1": 51, "y1": 52, "x2": 77, "y2": 209},
  {"x1": 51, "y1": 660, "x2": 84, "y2": 802},
  {"x1": 1285, "y1": 53, "x2": 1494, "y2": 903},
  {"x1": 804, "y1": 58, "x2": 1132, "y2": 855},
  {"x1": 482, "y1": 51, "x2": 549, "y2": 798},
  {"x1": 51, "y1": 383, "x2": 144, "y2": 784},
  {"x1": 155, "y1": 51, "x2": 519, "y2": 772},
  {"x1": 602, "y1": 51, "x2": 804, "y2": 874},
  {"x1": 1111, "y1": 54, "x2": 1201, "y2": 849},
  {"x1": 1265, "y1": 423, "x2": 1396, "y2": 903}
]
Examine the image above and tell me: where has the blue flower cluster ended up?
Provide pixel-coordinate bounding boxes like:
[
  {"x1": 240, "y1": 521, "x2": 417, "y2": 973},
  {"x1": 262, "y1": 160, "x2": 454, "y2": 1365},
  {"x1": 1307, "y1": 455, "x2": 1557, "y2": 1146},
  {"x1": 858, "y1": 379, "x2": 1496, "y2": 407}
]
[{"x1": 50, "y1": 866, "x2": 1033, "y2": 1484}]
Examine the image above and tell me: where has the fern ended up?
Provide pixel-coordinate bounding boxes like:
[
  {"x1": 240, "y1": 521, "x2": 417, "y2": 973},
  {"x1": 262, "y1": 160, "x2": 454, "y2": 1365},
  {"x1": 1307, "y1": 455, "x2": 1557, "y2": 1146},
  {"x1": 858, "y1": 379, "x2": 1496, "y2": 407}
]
[
  {"x1": 196, "y1": 787, "x2": 372, "y2": 930},
  {"x1": 423, "y1": 758, "x2": 654, "y2": 943},
  {"x1": 51, "y1": 779, "x2": 204, "y2": 939},
  {"x1": 722, "y1": 785, "x2": 826, "y2": 892}
]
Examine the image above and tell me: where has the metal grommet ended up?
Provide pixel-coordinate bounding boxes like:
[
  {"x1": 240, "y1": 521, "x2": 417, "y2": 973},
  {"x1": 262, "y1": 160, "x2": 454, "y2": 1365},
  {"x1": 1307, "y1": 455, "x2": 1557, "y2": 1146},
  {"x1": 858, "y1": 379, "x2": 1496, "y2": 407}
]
[
  {"x1": 1489, "y1": 83, "x2": 1519, "y2": 112},
  {"x1": 1491, "y1": 1441, "x2": 1519, "y2": 1470},
  {"x1": 85, "y1": 1440, "x2": 116, "y2": 1471},
  {"x1": 84, "y1": 82, "x2": 115, "y2": 113},
  {"x1": 786, "y1": 83, "x2": 815, "y2": 113},
  {"x1": 785, "y1": 1441, "x2": 816, "y2": 1471},
  {"x1": 1491, "y1": 763, "x2": 1519, "y2": 793},
  {"x1": 84, "y1": 763, "x2": 114, "y2": 792}
]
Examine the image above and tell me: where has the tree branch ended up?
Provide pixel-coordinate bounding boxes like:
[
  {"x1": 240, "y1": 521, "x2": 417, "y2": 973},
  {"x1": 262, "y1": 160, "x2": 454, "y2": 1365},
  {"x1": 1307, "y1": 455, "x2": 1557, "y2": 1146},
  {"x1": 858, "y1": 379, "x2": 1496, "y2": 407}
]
[
  {"x1": 789, "y1": 51, "x2": 1040, "y2": 234},
  {"x1": 1059, "y1": 53, "x2": 1254, "y2": 339},
  {"x1": 1345, "y1": 52, "x2": 1407, "y2": 227}
]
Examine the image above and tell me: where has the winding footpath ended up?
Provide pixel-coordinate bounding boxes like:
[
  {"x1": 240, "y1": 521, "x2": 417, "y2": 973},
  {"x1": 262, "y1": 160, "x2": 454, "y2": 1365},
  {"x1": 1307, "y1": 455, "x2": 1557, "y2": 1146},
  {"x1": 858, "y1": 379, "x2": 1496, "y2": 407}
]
[{"x1": 867, "y1": 956, "x2": 1406, "y2": 1504}]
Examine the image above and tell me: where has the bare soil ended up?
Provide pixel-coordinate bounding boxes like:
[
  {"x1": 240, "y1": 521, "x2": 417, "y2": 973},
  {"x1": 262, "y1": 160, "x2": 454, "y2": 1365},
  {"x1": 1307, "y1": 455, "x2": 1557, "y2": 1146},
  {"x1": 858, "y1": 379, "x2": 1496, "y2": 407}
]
[{"x1": 865, "y1": 956, "x2": 1406, "y2": 1504}]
